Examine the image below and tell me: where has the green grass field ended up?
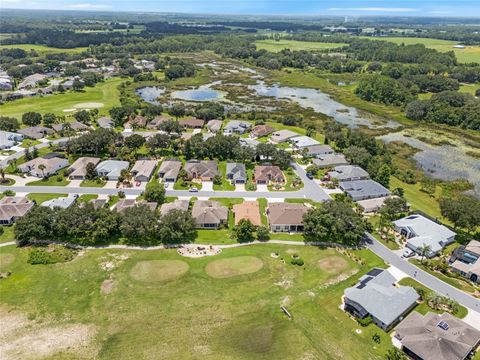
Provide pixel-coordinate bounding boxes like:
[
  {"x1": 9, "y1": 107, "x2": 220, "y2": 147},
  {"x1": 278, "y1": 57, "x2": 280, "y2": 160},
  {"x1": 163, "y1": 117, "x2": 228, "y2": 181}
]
[
  {"x1": 26, "y1": 193, "x2": 67, "y2": 204},
  {"x1": 255, "y1": 39, "x2": 347, "y2": 53},
  {"x1": 361, "y1": 36, "x2": 480, "y2": 64},
  {"x1": 0, "y1": 43, "x2": 88, "y2": 55},
  {"x1": 0, "y1": 243, "x2": 396, "y2": 360},
  {"x1": 0, "y1": 77, "x2": 123, "y2": 119}
]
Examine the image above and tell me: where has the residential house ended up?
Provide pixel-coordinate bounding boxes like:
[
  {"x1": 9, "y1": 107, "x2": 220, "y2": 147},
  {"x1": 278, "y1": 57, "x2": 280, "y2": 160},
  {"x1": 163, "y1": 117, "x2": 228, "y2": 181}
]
[
  {"x1": 131, "y1": 160, "x2": 157, "y2": 182},
  {"x1": 158, "y1": 159, "x2": 182, "y2": 183},
  {"x1": 302, "y1": 145, "x2": 334, "y2": 158},
  {"x1": 115, "y1": 199, "x2": 157, "y2": 213},
  {"x1": 395, "y1": 311, "x2": 480, "y2": 360},
  {"x1": 160, "y1": 199, "x2": 190, "y2": 216},
  {"x1": 270, "y1": 129, "x2": 299, "y2": 144},
  {"x1": 206, "y1": 119, "x2": 223, "y2": 133},
  {"x1": 339, "y1": 180, "x2": 391, "y2": 201},
  {"x1": 328, "y1": 165, "x2": 370, "y2": 182},
  {"x1": 312, "y1": 154, "x2": 349, "y2": 168},
  {"x1": 357, "y1": 197, "x2": 390, "y2": 214},
  {"x1": 124, "y1": 115, "x2": 147, "y2": 129},
  {"x1": 147, "y1": 115, "x2": 172, "y2": 129},
  {"x1": 86, "y1": 199, "x2": 108, "y2": 210},
  {"x1": 97, "y1": 116, "x2": 114, "y2": 129},
  {"x1": 267, "y1": 202, "x2": 308, "y2": 232},
  {"x1": 41, "y1": 196, "x2": 76, "y2": 210},
  {"x1": 254, "y1": 165, "x2": 285, "y2": 184},
  {"x1": 344, "y1": 268, "x2": 419, "y2": 331},
  {"x1": 67, "y1": 157, "x2": 101, "y2": 180},
  {"x1": 223, "y1": 120, "x2": 251, "y2": 135},
  {"x1": 19, "y1": 156, "x2": 69, "y2": 178},
  {"x1": 232, "y1": 201, "x2": 261, "y2": 226},
  {"x1": 191, "y1": 200, "x2": 228, "y2": 229},
  {"x1": 450, "y1": 240, "x2": 480, "y2": 283},
  {"x1": 95, "y1": 160, "x2": 130, "y2": 181},
  {"x1": 179, "y1": 118, "x2": 205, "y2": 129},
  {"x1": 290, "y1": 135, "x2": 320, "y2": 149},
  {"x1": 226, "y1": 163, "x2": 247, "y2": 184},
  {"x1": 0, "y1": 197, "x2": 34, "y2": 225},
  {"x1": 18, "y1": 126, "x2": 54, "y2": 139},
  {"x1": 0, "y1": 71, "x2": 13, "y2": 91},
  {"x1": 394, "y1": 214, "x2": 457, "y2": 258},
  {"x1": 0, "y1": 131, "x2": 24, "y2": 150},
  {"x1": 52, "y1": 121, "x2": 89, "y2": 133},
  {"x1": 18, "y1": 73, "x2": 47, "y2": 89},
  {"x1": 185, "y1": 160, "x2": 219, "y2": 181},
  {"x1": 240, "y1": 138, "x2": 260, "y2": 149},
  {"x1": 250, "y1": 124, "x2": 274, "y2": 138},
  {"x1": 181, "y1": 133, "x2": 193, "y2": 141}
]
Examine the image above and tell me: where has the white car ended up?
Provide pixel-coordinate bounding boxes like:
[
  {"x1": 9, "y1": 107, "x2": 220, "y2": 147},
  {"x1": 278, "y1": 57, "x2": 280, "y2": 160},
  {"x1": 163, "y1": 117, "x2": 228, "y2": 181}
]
[
  {"x1": 163, "y1": 182, "x2": 169, "y2": 188},
  {"x1": 189, "y1": 187, "x2": 198, "y2": 193},
  {"x1": 402, "y1": 248, "x2": 415, "y2": 258}
]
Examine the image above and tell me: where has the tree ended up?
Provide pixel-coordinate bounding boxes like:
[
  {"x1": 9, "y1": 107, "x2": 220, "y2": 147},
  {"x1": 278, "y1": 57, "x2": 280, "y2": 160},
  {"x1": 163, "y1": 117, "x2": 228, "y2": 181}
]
[
  {"x1": 168, "y1": 103, "x2": 186, "y2": 119},
  {"x1": 72, "y1": 79, "x2": 84, "y2": 91},
  {"x1": 378, "y1": 197, "x2": 409, "y2": 221},
  {"x1": 212, "y1": 174, "x2": 222, "y2": 186},
  {"x1": 419, "y1": 244, "x2": 432, "y2": 263},
  {"x1": 159, "y1": 119, "x2": 182, "y2": 134},
  {"x1": 158, "y1": 209, "x2": 196, "y2": 244},
  {"x1": 42, "y1": 113, "x2": 57, "y2": 127},
  {"x1": 232, "y1": 219, "x2": 256, "y2": 243},
  {"x1": 22, "y1": 112, "x2": 42, "y2": 126},
  {"x1": 147, "y1": 133, "x2": 170, "y2": 156},
  {"x1": 144, "y1": 182, "x2": 165, "y2": 204},
  {"x1": 85, "y1": 162, "x2": 97, "y2": 180},
  {"x1": 384, "y1": 348, "x2": 407, "y2": 360},
  {"x1": 120, "y1": 205, "x2": 158, "y2": 245},
  {"x1": 0, "y1": 116, "x2": 20, "y2": 131},
  {"x1": 375, "y1": 164, "x2": 391, "y2": 188},
  {"x1": 74, "y1": 110, "x2": 91, "y2": 124},
  {"x1": 14, "y1": 206, "x2": 54, "y2": 246},
  {"x1": 256, "y1": 226, "x2": 270, "y2": 241},
  {"x1": 303, "y1": 201, "x2": 369, "y2": 245},
  {"x1": 38, "y1": 164, "x2": 46, "y2": 178},
  {"x1": 124, "y1": 134, "x2": 145, "y2": 150},
  {"x1": 109, "y1": 106, "x2": 130, "y2": 127},
  {"x1": 440, "y1": 195, "x2": 480, "y2": 232}
]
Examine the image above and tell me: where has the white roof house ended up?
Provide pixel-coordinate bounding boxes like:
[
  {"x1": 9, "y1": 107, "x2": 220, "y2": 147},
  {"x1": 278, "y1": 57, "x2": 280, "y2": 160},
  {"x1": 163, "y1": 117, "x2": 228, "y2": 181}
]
[
  {"x1": 270, "y1": 130, "x2": 299, "y2": 143},
  {"x1": 0, "y1": 131, "x2": 24, "y2": 150},
  {"x1": 290, "y1": 135, "x2": 320, "y2": 149},
  {"x1": 95, "y1": 160, "x2": 130, "y2": 180},
  {"x1": 41, "y1": 196, "x2": 76, "y2": 209},
  {"x1": 394, "y1": 214, "x2": 457, "y2": 258},
  {"x1": 18, "y1": 156, "x2": 69, "y2": 178}
]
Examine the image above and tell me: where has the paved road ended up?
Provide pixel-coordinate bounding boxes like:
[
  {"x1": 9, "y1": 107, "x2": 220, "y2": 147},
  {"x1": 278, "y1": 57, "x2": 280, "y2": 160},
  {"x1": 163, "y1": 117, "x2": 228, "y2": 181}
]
[{"x1": 366, "y1": 233, "x2": 480, "y2": 310}]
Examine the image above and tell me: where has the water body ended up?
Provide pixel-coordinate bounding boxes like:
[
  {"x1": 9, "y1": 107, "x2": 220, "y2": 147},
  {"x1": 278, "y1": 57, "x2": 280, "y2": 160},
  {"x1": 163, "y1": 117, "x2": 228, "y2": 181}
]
[
  {"x1": 171, "y1": 82, "x2": 226, "y2": 102},
  {"x1": 379, "y1": 132, "x2": 480, "y2": 194},
  {"x1": 248, "y1": 81, "x2": 400, "y2": 129},
  {"x1": 136, "y1": 87, "x2": 165, "y2": 105}
]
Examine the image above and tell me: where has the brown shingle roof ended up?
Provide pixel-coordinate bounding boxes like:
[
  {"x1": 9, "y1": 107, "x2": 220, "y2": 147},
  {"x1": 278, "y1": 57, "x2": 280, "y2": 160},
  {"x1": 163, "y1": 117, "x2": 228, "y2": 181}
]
[
  {"x1": 192, "y1": 200, "x2": 228, "y2": 225},
  {"x1": 254, "y1": 165, "x2": 285, "y2": 183},
  {"x1": 179, "y1": 118, "x2": 205, "y2": 128},
  {"x1": 160, "y1": 199, "x2": 190, "y2": 216},
  {"x1": 251, "y1": 124, "x2": 274, "y2": 138},
  {"x1": 0, "y1": 197, "x2": 34, "y2": 222},
  {"x1": 115, "y1": 199, "x2": 157, "y2": 213},
  {"x1": 233, "y1": 201, "x2": 261, "y2": 226},
  {"x1": 267, "y1": 202, "x2": 308, "y2": 226}
]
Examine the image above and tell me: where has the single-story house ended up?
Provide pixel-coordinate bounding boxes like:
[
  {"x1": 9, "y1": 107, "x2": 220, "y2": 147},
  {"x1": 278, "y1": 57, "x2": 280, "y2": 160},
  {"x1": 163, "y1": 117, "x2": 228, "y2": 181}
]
[
  {"x1": 19, "y1": 156, "x2": 69, "y2": 178},
  {"x1": 302, "y1": 145, "x2": 334, "y2": 158},
  {"x1": 0, "y1": 131, "x2": 24, "y2": 150},
  {"x1": 179, "y1": 118, "x2": 205, "y2": 129},
  {"x1": 158, "y1": 159, "x2": 182, "y2": 182},
  {"x1": 328, "y1": 165, "x2": 370, "y2": 182},
  {"x1": 131, "y1": 160, "x2": 157, "y2": 182},
  {"x1": 0, "y1": 197, "x2": 34, "y2": 225},
  {"x1": 124, "y1": 115, "x2": 147, "y2": 129},
  {"x1": 181, "y1": 133, "x2": 193, "y2": 141},
  {"x1": 68, "y1": 157, "x2": 101, "y2": 180},
  {"x1": 159, "y1": 199, "x2": 190, "y2": 216},
  {"x1": 147, "y1": 115, "x2": 172, "y2": 129},
  {"x1": 394, "y1": 214, "x2": 457, "y2": 258},
  {"x1": 185, "y1": 160, "x2": 219, "y2": 181},
  {"x1": 232, "y1": 201, "x2": 261, "y2": 226},
  {"x1": 95, "y1": 160, "x2": 130, "y2": 181},
  {"x1": 52, "y1": 121, "x2": 89, "y2": 133},
  {"x1": 357, "y1": 196, "x2": 390, "y2": 214},
  {"x1": 115, "y1": 199, "x2": 157, "y2": 213},
  {"x1": 449, "y1": 240, "x2": 480, "y2": 284},
  {"x1": 312, "y1": 154, "x2": 349, "y2": 168},
  {"x1": 240, "y1": 138, "x2": 260, "y2": 149},
  {"x1": 87, "y1": 199, "x2": 108, "y2": 210},
  {"x1": 223, "y1": 120, "x2": 251, "y2": 135},
  {"x1": 254, "y1": 165, "x2": 285, "y2": 184},
  {"x1": 41, "y1": 196, "x2": 76, "y2": 210},
  {"x1": 270, "y1": 129, "x2": 299, "y2": 144},
  {"x1": 267, "y1": 202, "x2": 308, "y2": 232},
  {"x1": 395, "y1": 311, "x2": 480, "y2": 360},
  {"x1": 18, "y1": 126, "x2": 54, "y2": 140},
  {"x1": 97, "y1": 116, "x2": 114, "y2": 129},
  {"x1": 344, "y1": 268, "x2": 419, "y2": 331},
  {"x1": 18, "y1": 73, "x2": 47, "y2": 89},
  {"x1": 226, "y1": 162, "x2": 247, "y2": 184},
  {"x1": 250, "y1": 124, "x2": 274, "y2": 138},
  {"x1": 206, "y1": 119, "x2": 223, "y2": 133},
  {"x1": 339, "y1": 180, "x2": 391, "y2": 201},
  {"x1": 290, "y1": 135, "x2": 320, "y2": 149},
  {"x1": 192, "y1": 200, "x2": 228, "y2": 229}
]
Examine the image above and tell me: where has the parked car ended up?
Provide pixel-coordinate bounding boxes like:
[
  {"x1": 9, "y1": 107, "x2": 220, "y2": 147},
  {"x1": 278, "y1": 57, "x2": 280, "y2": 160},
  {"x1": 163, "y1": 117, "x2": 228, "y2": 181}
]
[
  {"x1": 306, "y1": 172, "x2": 314, "y2": 180},
  {"x1": 189, "y1": 187, "x2": 198, "y2": 192},
  {"x1": 163, "y1": 182, "x2": 169, "y2": 188},
  {"x1": 402, "y1": 248, "x2": 415, "y2": 258}
]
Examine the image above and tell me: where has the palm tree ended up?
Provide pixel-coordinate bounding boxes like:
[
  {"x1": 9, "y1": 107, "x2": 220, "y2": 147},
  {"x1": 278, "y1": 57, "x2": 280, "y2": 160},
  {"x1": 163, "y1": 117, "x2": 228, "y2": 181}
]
[
  {"x1": 38, "y1": 164, "x2": 46, "y2": 178},
  {"x1": 419, "y1": 244, "x2": 432, "y2": 264},
  {"x1": 0, "y1": 167, "x2": 5, "y2": 184}
]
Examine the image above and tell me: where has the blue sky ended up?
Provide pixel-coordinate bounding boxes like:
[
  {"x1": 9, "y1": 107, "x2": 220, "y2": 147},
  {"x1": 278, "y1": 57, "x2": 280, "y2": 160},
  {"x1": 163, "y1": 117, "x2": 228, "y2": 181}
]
[{"x1": 1, "y1": 0, "x2": 479, "y2": 17}]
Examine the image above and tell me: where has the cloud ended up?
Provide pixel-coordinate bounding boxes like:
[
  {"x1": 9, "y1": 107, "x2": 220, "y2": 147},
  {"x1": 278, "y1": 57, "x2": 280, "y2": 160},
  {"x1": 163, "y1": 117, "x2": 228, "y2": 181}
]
[
  {"x1": 67, "y1": 3, "x2": 112, "y2": 10},
  {"x1": 328, "y1": 7, "x2": 417, "y2": 12},
  {"x1": 1, "y1": 0, "x2": 23, "y2": 3}
]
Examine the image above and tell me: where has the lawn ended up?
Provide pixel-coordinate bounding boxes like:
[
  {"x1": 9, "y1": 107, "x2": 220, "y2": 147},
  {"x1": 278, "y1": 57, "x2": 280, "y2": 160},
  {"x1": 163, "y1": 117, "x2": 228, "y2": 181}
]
[
  {"x1": 0, "y1": 226, "x2": 15, "y2": 244},
  {"x1": 255, "y1": 39, "x2": 346, "y2": 53},
  {"x1": 173, "y1": 178, "x2": 202, "y2": 190},
  {"x1": 80, "y1": 179, "x2": 106, "y2": 188},
  {"x1": 26, "y1": 193, "x2": 67, "y2": 205},
  {"x1": 0, "y1": 77, "x2": 123, "y2": 119},
  {"x1": 212, "y1": 161, "x2": 235, "y2": 191},
  {"x1": 268, "y1": 167, "x2": 304, "y2": 192},
  {"x1": 0, "y1": 43, "x2": 88, "y2": 55},
  {"x1": 0, "y1": 243, "x2": 396, "y2": 359},
  {"x1": 360, "y1": 36, "x2": 480, "y2": 64},
  {"x1": 78, "y1": 194, "x2": 99, "y2": 203},
  {"x1": 25, "y1": 170, "x2": 70, "y2": 187}
]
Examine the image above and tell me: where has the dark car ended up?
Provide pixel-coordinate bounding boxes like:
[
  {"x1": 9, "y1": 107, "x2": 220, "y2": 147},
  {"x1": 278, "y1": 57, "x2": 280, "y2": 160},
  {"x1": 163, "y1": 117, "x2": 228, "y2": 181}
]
[{"x1": 306, "y1": 172, "x2": 314, "y2": 180}]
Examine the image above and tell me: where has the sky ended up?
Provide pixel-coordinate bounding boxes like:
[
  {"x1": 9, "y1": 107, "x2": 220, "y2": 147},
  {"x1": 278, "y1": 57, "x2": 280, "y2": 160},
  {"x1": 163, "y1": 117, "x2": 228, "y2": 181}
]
[{"x1": 1, "y1": 0, "x2": 479, "y2": 17}]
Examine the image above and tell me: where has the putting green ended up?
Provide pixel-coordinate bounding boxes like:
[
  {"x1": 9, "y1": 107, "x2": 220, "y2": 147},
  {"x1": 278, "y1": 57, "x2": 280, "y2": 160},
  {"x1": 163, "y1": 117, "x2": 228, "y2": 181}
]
[
  {"x1": 317, "y1": 256, "x2": 349, "y2": 274},
  {"x1": 205, "y1": 256, "x2": 263, "y2": 278},
  {"x1": 130, "y1": 260, "x2": 189, "y2": 282}
]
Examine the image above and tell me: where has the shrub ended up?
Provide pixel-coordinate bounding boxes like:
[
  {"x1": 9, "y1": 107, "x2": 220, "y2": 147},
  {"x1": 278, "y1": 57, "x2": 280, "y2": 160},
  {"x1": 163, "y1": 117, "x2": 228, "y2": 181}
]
[
  {"x1": 27, "y1": 245, "x2": 76, "y2": 265},
  {"x1": 3, "y1": 190, "x2": 15, "y2": 197},
  {"x1": 291, "y1": 258, "x2": 304, "y2": 266},
  {"x1": 357, "y1": 315, "x2": 373, "y2": 327}
]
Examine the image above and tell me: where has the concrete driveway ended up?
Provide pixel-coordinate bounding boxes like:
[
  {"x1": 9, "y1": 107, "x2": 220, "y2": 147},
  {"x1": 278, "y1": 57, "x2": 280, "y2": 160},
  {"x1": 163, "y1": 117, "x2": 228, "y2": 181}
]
[
  {"x1": 256, "y1": 184, "x2": 269, "y2": 192},
  {"x1": 67, "y1": 179, "x2": 82, "y2": 188},
  {"x1": 235, "y1": 183, "x2": 246, "y2": 191},
  {"x1": 202, "y1": 181, "x2": 213, "y2": 191}
]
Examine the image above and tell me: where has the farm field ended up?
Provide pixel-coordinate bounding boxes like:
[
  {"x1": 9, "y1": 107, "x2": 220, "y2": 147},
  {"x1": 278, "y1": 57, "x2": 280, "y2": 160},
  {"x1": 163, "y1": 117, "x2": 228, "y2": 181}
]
[
  {"x1": 361, "y1": 36, "x2": 480, "y2": 63},
  {"x1": 0, "y1": 243, "x2": 393, "y2": 360},
  {"x1": 0, "y1": 43, "x2": 88, "y2": 55},
  {"x1": 0, "y1": 77, "x2": 123, "y2": 119},
  {"x1": 255, "y1": 39, "x2": 346, "y2": 52}
]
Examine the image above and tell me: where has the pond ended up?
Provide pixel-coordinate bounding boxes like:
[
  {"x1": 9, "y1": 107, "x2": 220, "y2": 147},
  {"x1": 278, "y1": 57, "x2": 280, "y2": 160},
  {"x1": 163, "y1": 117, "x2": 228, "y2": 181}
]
[
  {"x1": 135, "y1": 87, "x2": 165, "y2": 105},
  {"x1": 248, "y1": 81, "x2": 401, "y2": 129},
  {"x1": 379, "y1": 132, "x2": 480, "y2": 195},
  {"x1": 171, "y1": 83, "x2": 226, "y2": 102}
]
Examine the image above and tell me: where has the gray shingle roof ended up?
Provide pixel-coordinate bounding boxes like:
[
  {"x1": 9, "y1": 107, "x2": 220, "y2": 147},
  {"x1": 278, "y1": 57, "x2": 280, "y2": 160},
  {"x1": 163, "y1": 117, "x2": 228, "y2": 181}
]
[
  {"x1": 328, "y1": 165, "x2": 370, "y2": 182},
  {"x1": 340, "y1": 179, "x2": 391, "y2": 201},
  {"x1": 226, "y1": 162, "x2": 246, "y2": 181}
]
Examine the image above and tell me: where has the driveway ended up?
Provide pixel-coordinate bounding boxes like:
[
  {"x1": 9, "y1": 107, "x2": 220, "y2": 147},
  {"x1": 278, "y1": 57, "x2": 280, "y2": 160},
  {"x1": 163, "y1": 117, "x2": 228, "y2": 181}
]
[
  {"x1": 202, "y1": 181, "x2": 213, "y2": 191},
  {"x1": 235, "y1": 183, "x2": 246, "y2": 191},
  {"x1": 67, "y1": 179, "x2": 82, "y2": 188},
  {"x1": 256, "y1": 184, "x2": 268, "y2": 192},
  {"x1": 103, "y1": 181, "x2": 118, "y2": 189}
]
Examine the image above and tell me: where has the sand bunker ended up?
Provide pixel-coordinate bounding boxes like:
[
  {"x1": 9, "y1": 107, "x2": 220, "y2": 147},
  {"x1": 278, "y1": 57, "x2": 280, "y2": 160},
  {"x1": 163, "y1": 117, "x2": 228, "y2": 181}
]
[{"x1": 74, "y1": 102, "x2": 104, "y2": 109}]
